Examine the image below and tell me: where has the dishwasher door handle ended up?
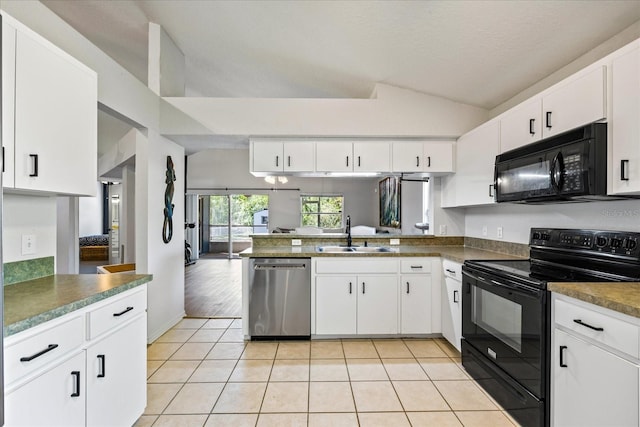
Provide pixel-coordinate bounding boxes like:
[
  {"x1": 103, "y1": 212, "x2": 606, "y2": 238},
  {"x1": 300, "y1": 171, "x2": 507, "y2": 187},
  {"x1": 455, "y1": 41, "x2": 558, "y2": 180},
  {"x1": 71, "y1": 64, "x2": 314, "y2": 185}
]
[{"x1": 254, "y1": 264, "x2": 307, "y2": 270}]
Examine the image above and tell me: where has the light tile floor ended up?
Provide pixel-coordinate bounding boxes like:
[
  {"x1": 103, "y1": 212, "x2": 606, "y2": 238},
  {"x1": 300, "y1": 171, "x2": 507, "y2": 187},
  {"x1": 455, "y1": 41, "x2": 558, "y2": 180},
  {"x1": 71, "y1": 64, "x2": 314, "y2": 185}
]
[{"x1": 135, "y1": 318, "x2": 521, "y2": 427}]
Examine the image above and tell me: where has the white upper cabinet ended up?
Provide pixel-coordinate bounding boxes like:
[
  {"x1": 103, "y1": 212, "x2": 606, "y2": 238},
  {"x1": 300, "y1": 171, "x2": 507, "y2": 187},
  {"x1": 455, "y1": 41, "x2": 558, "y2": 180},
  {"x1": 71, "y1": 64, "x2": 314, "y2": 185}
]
[
  {"x1": 500, "y1": 66, "x2": 606, "y2": 153},
  {"x1": 316, "y1": 141, "x2": 390, "y2": 173},
  {"x1": 391, "y1": 141, "x2": 454, "y2": 174},
  {"x1": 541, "y1": 66, "x2": 606, "y2": 139},
  {"x1": 449, "y1": 120, "x2": 500, "y2": 207},
  {"x1": 251, "y1": 141, "x2": 314, "y2": 173},
  {"x1": 2, "y1": 14, "x2": 97, "y2": 196},
  {"x1": 353, "y1": 142, "x2": 390, "y2": 172},
  {"x1": 315, "y1": 141, "x2": 353, "y2": 172},
  {"x1": 499, "y1": 98, "x2": 543, "y2": 153},
  {"x1": 610, "y1": 43, "x2": 640, "y2": 195},
  {"x1": 2, "y1": 21, "x2": 16, "y2": 188}
]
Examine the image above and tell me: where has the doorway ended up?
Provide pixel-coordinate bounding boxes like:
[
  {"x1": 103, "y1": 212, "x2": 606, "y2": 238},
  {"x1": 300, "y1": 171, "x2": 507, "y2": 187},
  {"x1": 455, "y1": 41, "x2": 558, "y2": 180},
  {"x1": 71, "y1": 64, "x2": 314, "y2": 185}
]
[
  {"x1": 184, "y1": 193, "x2": 268, "y2": 317},
  {"x1": 207, "y1": 194, "x2": 268, "y2": 259}
]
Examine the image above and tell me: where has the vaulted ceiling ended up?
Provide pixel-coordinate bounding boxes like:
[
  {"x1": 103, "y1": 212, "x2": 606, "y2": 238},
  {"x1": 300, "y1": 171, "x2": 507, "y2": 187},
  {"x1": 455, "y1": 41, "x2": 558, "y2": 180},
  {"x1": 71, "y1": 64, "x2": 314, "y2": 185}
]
[{"x1": 43, "y1": 0, "x2": 640, "y2": 111}]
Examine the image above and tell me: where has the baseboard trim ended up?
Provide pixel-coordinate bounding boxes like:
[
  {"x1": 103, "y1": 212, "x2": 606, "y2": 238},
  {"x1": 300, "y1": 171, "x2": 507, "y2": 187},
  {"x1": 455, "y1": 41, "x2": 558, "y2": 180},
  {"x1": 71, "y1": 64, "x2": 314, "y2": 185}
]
[{"x1": 147, "y1": 311, "x2": 186, "y2": 344}]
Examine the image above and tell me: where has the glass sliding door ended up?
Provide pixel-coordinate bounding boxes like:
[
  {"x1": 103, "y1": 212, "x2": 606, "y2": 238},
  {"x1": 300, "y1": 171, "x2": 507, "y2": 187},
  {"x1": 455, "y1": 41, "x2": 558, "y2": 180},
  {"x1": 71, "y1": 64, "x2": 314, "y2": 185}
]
[{"x1": 208, "y1": 194, "x2": 268, "y2": 259}]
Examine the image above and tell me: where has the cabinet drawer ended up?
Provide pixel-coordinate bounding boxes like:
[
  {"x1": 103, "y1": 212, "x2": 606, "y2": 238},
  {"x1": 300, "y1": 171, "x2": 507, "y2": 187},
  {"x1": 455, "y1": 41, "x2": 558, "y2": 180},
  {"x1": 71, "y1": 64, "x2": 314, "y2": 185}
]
[
  {"x1": 87, "y1": 289, "x2": 147, "y2": 340},
  {"x1": 554, "y1": 298, "x2": 639, "y2": 358},
  {"x1": 315, "y1": 258, "x2": 397, "y2": 274},
  {"x1": 400, "y1": 259, "x2": 432, "y2": 274},
  {"x1": 442, "y1": 260, "x2": 462, "y2": 280},
  {"x1": 4, "y1": 315, "x2": 84, "y2": 386}
]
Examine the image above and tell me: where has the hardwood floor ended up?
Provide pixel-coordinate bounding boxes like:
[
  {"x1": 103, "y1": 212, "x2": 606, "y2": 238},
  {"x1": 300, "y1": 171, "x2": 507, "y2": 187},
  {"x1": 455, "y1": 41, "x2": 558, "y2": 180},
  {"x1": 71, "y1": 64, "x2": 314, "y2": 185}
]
[{"x1": 184, "y1": 255, "x2": 242, "y2": 318}]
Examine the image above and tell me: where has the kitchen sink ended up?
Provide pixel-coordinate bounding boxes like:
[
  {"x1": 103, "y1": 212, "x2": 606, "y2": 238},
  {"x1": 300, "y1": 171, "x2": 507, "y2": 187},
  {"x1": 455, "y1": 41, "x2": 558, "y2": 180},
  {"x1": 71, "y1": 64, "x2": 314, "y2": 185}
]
[{"x1": 315, "y1": 245, "x2": 397, "y2": 253}]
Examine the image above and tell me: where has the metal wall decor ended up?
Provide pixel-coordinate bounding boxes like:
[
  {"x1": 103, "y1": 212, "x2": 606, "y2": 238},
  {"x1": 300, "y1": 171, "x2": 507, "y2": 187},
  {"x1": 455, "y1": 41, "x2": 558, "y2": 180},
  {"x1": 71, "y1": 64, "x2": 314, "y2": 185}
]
[{"x1": 162, "y1": 156, "x2": 176, "y2": 243}]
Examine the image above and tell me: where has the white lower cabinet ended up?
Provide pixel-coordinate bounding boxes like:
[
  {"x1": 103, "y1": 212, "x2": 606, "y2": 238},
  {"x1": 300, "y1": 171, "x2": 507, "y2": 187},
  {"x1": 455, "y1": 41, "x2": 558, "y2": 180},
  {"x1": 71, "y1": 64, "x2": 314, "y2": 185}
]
[
  {"x1": 86, "y1": 314, "x2": 147, "y2": 427},
  {"x1": 552, "y1": 294, "x2": 640, "y2": 427},
  {"x1": 315, "y1": 276, "x2": 357, "y2": 335},
  {"x1": 314, "y1": 257, "x2": 437, "y2": 336},
  {"x1": 5, "y1": 351, "x2": 86, "y2": 426},
  {"x1": 553, "y1": 329, "x2": 638, "y2": 427},
  {"x1": 3, "y1": 285, "x2": 148, "y2": 427},
  {"x1": 357, "y1": 275, "x2": 398, "y2": 335},
  {"x1": 315, "y1": 274, "x2": 397, "y2": 335},
  {"x1": 441, "y1": 260, "x2": 462, "y2": 352},
  {"x1": 400, "y1": 259, "x2": 433, "y2": 334}
]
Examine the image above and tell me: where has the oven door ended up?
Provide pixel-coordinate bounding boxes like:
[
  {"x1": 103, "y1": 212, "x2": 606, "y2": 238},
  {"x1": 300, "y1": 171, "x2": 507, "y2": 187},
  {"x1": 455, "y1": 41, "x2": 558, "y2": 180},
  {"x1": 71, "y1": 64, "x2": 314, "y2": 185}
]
[{"x1": 462, "y1": 267, "x2": 547, "y2": 398}]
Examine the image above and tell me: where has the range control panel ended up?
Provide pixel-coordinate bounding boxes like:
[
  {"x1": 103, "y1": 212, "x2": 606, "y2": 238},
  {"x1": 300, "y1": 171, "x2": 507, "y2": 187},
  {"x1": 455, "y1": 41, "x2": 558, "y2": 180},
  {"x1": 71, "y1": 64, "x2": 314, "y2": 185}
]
[{"x1": 530, "y1": 228, "x2": 640, "y2": 258}]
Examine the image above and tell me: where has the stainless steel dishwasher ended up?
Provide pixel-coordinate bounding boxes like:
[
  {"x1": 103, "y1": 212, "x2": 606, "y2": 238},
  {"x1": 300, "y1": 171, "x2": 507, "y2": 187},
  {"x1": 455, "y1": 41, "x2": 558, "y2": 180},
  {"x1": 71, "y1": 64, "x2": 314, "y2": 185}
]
[{"x1": 248, "y1": 258, "x2": 311, "y2": 339}]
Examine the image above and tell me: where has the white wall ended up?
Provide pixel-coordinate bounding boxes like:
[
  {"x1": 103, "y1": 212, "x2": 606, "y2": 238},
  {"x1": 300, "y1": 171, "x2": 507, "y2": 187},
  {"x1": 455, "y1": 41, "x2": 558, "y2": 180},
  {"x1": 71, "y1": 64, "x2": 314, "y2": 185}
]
[
  {"x1": 465, "y1": 199, "x2": 640, "y2": 244},
  {"x1": 79, "y1": 182, "x2": 103, "y2": 237},
  {"x1": 3, "y1": 195, "x2": 57, "y2": 263},
  {"x1": 400, "y1": 180, "x2": 426, "y2": 235},
  {"x1": 56, "y1": 197, "x2": 79, "y2": 274},
  {"x1": 136, "y1": 131, "x2": 186, "y2": 342},
  {"x1": 166, "y1": 83, "x2": 488, "y2": 138}
]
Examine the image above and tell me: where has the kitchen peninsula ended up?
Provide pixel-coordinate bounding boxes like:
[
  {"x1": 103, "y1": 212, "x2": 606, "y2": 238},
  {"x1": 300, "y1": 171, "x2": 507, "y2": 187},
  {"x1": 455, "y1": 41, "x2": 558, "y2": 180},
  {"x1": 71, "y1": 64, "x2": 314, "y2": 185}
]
[{"x1": 240, "y1": 233, "x2": 527, "y2": 341}]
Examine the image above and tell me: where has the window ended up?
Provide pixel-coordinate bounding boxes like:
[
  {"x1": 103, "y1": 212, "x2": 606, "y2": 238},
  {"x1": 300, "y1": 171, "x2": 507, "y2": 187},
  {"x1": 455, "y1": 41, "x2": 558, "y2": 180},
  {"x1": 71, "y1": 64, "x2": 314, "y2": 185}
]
[{"x1": 301, "y1": 195, "x2": 344, "y2": 229}]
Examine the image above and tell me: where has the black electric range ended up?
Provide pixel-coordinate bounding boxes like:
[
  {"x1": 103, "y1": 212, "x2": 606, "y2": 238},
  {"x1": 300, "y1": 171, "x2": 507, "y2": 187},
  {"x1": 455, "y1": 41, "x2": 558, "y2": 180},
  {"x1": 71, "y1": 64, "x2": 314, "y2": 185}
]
[{"x1": 461, "y1": 228, "x2": 640, "y2": 427}]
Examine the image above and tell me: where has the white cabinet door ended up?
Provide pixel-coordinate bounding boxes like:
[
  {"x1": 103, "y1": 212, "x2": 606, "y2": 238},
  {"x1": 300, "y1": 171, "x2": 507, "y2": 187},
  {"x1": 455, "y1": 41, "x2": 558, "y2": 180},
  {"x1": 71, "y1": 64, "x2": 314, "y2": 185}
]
[
  {"x1": 500, "y1": 98, "x2": 543, "y2": 153},
  {"x1": 86, "y1": 315, "x2": 147, "y2": 427},
  {"x1": 5, "y1": 352, "x2": 86, "y2": 427},
  {"x1": 553, "y1": 328, "x2": 639, "y2": 427},
  {"x1": 315, "y1": 276, "x2": 357, "y2": 335},
  {"x1": 610, "y1": 46, "x2": 640, "y2": 195},
  {"x1": 283, "y1": 142, "x2": 314, "y2": 172},
  {"x1": 441, "y1": 276, "x2": 462, "y2": 352},
  {"x1": 357, "y1": 275, "x2": 398, "y2": 335},
  {"x1": 542, "y1": 66, "x2": 606, "y2": 139},
  {"x1": 423, "y1": 142, "x2": 454, "y2": 173},
  {"x1": 353, "y1": 142, "x2": 390, "y2": 172},
  {"x1": 392, "y1": 142, "x2": 424, "y2": 172},
  {"x1": 392, "y1": 141, "x2": 454, "y2": 173},
  {"x1": 316, "y1": 142, "x2": 353, "y2": 172},
  {"x1": 252, "y1": 142, "x2": 284, "y2": 172},
  {"x1": 13, "y1": 29, "x2": 97, "y2": 196},
  {"x1": 400, "y1": 274, "x2": 431, "y2": 334},
  {"x1": 2, "y1": 21, "x2": 16, "y2": 188},
  {"x1": 454, "y1": 120, "x2": 499, "y2": 206}
]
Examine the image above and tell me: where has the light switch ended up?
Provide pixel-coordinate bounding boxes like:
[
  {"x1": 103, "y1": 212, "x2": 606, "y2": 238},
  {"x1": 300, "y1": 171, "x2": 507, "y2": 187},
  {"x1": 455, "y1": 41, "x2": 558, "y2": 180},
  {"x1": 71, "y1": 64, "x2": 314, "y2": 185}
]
[{"x1": 22, "y1": 234, "x2": 36, "y2": 255}]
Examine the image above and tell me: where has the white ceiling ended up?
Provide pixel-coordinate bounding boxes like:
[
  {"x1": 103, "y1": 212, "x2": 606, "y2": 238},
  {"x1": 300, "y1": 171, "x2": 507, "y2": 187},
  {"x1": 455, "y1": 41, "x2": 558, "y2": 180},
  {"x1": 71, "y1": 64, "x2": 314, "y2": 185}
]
[{"x1": 41, "y1": 0, "x2": 640, "y2": 154}]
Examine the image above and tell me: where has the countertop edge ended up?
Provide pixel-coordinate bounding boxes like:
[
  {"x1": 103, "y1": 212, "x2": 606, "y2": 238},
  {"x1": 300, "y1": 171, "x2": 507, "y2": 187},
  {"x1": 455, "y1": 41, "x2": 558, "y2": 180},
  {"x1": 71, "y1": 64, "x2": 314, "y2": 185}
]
[
  {"x1": 548, "y1": 282, "x2": 640, "y2": 319},
  {"x1": 4, "y1": 274, "x2": 153, "y2": 337}
]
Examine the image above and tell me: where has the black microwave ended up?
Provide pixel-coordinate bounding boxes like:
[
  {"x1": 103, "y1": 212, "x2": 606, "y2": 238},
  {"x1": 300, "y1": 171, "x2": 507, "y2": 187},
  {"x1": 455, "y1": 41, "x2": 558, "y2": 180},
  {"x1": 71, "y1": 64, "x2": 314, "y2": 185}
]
[{"x1": 495, "y1": 123, "x2": 607, "y2": 203}]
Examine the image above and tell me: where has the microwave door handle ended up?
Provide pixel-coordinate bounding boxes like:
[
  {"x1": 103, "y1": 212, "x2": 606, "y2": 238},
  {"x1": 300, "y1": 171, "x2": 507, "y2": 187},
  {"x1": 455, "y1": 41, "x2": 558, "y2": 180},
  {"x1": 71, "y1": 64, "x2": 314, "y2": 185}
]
[{"x1": 550, "y1": 152, "x2": 565, "y2": 193}]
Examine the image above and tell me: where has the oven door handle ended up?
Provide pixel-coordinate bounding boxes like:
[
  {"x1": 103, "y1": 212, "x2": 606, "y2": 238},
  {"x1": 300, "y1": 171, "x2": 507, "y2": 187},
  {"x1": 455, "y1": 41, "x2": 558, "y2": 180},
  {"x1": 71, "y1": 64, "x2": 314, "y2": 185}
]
[{"x1": 463, "y1": 270, "x2": 542, "y2": 297}]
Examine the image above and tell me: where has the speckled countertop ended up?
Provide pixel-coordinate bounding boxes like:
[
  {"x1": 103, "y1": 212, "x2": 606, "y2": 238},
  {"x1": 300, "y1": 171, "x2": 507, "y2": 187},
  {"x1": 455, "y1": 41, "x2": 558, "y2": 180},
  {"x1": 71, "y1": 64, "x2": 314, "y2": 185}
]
[
  {"x1": 239, "y1": 245, "x2": 525, "y2": 264},
  {"x1": 548, "y1": 282, "x2": 640, "y2": 319},
  {"x1": 4, "y1": 274, "x2": 153, "y2": 337}
]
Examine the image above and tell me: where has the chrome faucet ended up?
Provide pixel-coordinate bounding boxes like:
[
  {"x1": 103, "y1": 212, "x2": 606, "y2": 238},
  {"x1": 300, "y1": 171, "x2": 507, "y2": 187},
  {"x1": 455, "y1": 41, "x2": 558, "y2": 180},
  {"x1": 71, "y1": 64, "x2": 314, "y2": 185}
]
[{"x1": 345, "y1": 215, "x2": 352, "y2": 247}]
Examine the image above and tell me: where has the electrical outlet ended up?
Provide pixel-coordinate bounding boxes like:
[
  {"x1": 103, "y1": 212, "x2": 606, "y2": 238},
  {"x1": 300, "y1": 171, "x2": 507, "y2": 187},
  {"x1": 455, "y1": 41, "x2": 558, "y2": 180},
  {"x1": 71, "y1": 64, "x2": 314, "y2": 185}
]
[
  {"x1": 291, "y1": 239, "x2": 302, "y2": 246},
  {"x1": 389, "y1": 238, "x2": 400, "y2": 246},
  {"x1": 439, "y1": 224, "x2": 447, "y2": 235},
  {"x1": 22, "y1": 234, "x2": 36, "y2": 255},
  {"x1": 497, "y1": 227, "x2": 503, "y2": 239},
  {"x1": 482, "y1": 226, "x2": 488, "y2": 237}
]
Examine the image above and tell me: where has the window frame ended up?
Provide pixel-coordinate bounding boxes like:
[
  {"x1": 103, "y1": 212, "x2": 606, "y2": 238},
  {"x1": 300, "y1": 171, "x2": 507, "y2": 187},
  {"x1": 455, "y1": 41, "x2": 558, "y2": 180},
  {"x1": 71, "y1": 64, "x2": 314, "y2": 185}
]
[{"x1": 300, "y1": 194, "x2": 344, "y2": 230}]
